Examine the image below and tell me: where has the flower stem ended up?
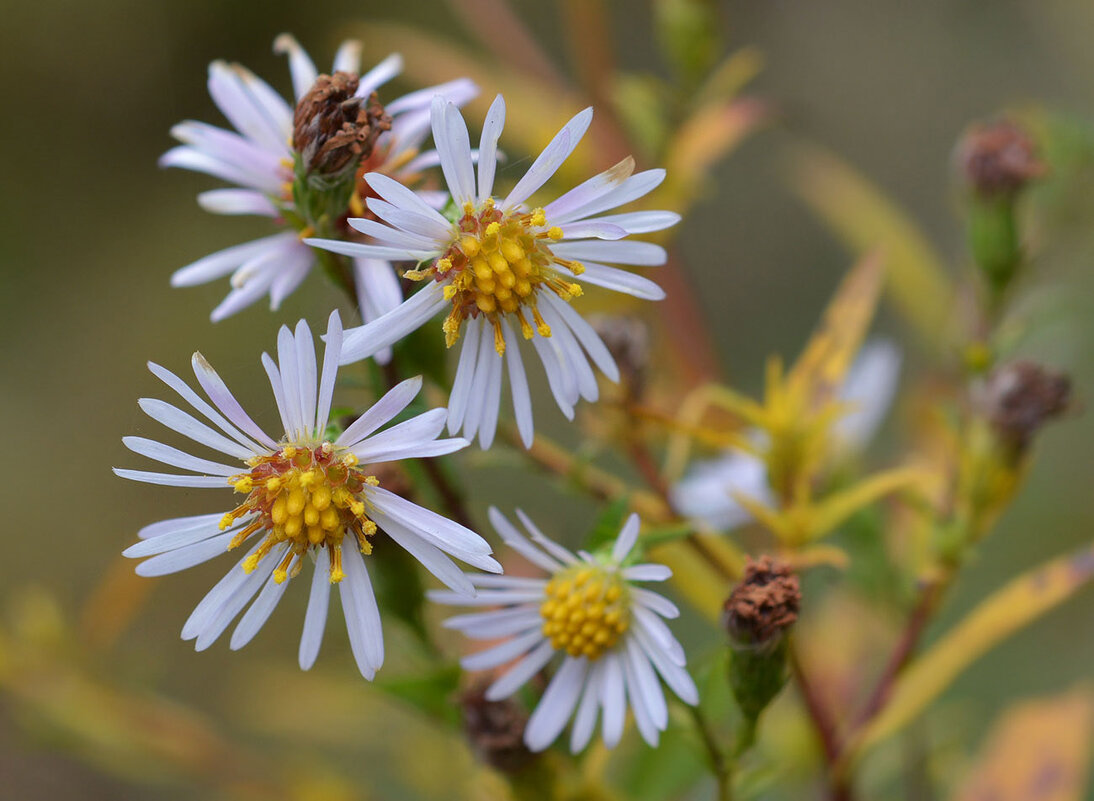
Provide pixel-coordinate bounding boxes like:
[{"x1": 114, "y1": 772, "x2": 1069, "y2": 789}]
[{"x1": 688, "y1": 704, "x2": 734, "y2": 801}]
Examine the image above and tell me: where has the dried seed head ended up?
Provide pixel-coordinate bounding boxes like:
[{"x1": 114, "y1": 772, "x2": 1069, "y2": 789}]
[
  {"x1": 724, "y1": 556, "x2": 801, "y2": 648},
  {"x1": 957, "y1": 119, "x2": 1045, "y2": 198},
  {"x1": 976, "y1": 361, "x2": 1072, "y2": 450},
  {"x1": 459, "y1": 680, "x2": 534, "y2": 774},
  {"x1": 293, "y1": 72, "x2": 391, "y2": 176}
]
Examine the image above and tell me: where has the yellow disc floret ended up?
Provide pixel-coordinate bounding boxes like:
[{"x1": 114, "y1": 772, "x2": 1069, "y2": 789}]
[
  {"x1": 540, "y1": 564, "x2": 630, "y2": 660},
  {"x1": 403, "y1": 200, "x2": 585, "y2": 355},
  {"x1": 222, "y1": 443, "x2": 378, "y2": 584}
]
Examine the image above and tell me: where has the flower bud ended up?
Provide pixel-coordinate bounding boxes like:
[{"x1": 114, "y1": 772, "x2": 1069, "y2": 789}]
[
  {"x1": 957, "y1": 119, "x2": 1045, "y2": 199},
  {"x1": 957, "y1": 119, "x2": 1045, "y2": 296},
  {"x1": 724, "y1": 556, "x2": 800, "y2": 723},
  {"x1": 975, "y1": 361, "x2": 1072, "y2": 453},
  {"x1": 459, "y1": 680, "x2": 534, "y2": 774},
  {"x1": 293, "y1": 72, "x2": 391, "y2": 179}
]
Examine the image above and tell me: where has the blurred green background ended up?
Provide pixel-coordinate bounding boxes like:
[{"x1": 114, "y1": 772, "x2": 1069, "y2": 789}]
[{"x1": 2, "y1": 0, "x2": 1093, "y2": 798}]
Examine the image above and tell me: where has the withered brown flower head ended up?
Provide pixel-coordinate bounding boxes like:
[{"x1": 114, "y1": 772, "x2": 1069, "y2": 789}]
[
  {"x1": 292, "y1": 72, "x2": 392, "y2": 177},
  {"x1": 957, "y1": 119, "x2": 1046, "y2": 198},
  {"x1": 459, "y1": 680, "x2": 534, "y2": 774},
  {"x1": 724, "y1": 556, "x2": 801, "y2": 647},
  {"x1": 977, "y1": 361, "x2": 1072, "y2": 450}
]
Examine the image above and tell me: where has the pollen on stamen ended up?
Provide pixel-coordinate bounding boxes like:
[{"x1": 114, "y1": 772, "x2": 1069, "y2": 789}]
[
  {"x1": 220, "y1": 442, "x2": 381, "y2": 583},
  {"x1": 540, "y1": 564, "x2": 630, "y2": 660},
  {"x1": 431, "y1": 203, "x2": 585, "y2": 346}
]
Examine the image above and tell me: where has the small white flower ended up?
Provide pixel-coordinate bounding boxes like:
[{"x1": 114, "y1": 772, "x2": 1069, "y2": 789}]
[
  {"x1": 670, "y1": 340, "x2": 902, "y2": 530},
  {"x1": 114, "y1": 311, "x2": 500, "y2": 679},
  {"x1": 431, "y1": 509, "x2": 698, "y2": 752},
  {"x1": 308, "y1": 95, "x2": 679, "y2": 448},
  {"x1": 162, "y1": 34, "x2": 476, "y2": 329}
]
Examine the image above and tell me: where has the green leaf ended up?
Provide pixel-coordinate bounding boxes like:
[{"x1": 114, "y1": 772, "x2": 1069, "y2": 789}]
[
  {"x1": 584, "y1": 496, "x2": 632, "y2": 555},
  {"x1": 395, "y1": 323, "x2": 450, "y2": 391},
  {"x1": 369, "y1": 539, "x2": 430, "y2": 644},
  {"x1": 373, "y1": 664, "x2": 463, "y2": 727}
]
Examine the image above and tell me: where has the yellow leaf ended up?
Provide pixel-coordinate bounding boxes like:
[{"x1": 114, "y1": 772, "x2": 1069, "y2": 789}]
[
  {"x1": 846, "y1": 544, "x2": 1094, "y2": 763},
  {"x1": 951, "y1": 687, "x2": 1094, "y2": 801},
  {"x1": 789, "y1": 144, "x2": 954, "y2": 346},
  {"x1": 788, "y1": 544, "x2": 850, "y2": 571},
  {"x1": 808, "y1": 466, "x2": 931, "y2": 542},
  {"x1": 695, "y1": 46, "x2": 766, "y2": 107},
  {"x1": 787, "y1": 251, "x2": 885, "y2": 409},
  {"x1": 663, "y1": 98, "x2": 767, "y2": 212}
]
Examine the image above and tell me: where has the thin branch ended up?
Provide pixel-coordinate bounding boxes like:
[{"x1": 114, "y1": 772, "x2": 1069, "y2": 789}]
[
  {"x1": 688, "y1": 704, "x2": 733, "y2": 801},
  {"x1": 852, "y1": 580, "x2": 942, "y2": 729},
  {"x1": 789, "y1": 642, "x2": 853, "y2": 801}
]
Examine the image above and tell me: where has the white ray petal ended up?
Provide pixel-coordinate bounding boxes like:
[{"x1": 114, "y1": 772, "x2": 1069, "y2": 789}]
[
  {"x1": 274, "y1": 33, "x2": 318, "y2": 101},
  {"x1": 138, "y1": 512, "x2": 223, "y2": 541},
  {"x1": 123, "y1": 436, "x2": 239, "y2": 476},
  {"x1": 539, "y1": 292, "x2": 620, "y2": 383},
  {"x1": 356, "y1": 52, "x2": 402, "y2": 97},
  {"x1": 574, "y1": 261, "x2": 666, "y2": 300},
  {"x1": 190, "y1": 353, "x2": 278, "y2": 450},
  {"x1": 477, "y1": 94, "x2": 506, "y2": 202},
  {"x1": 524, "y1": 657, "x2": 588, "y2": 751},
  {"x1": 340, "y1": 543, "x2": 384, "y2": 678},
  {"x1": 501, "y1": 319, "x2": 535, "y2": 447},
  {"x1": 198, "y1": 188, "x2": 279, "y2": 216},
  {"x1": 570, "y1": 660, "x2": 604, "y2": 753},
  {"x1": 611, "y1": 513, "x2": 642, "y2": 564},
  {"x1": 339, "y1": 283, "x2": 447, "y2": 364},
  {"x1": 315, "y1": 311, "x2": 343, "y2": 432},
  {"x1": 447, "y1": 317, "x2": 482, "y2": 434},
  {"x1": 230, "y1": 566, "x2": 292, "y2": 649},
  {"x1": 485, "y1": 639, "x2": 555, "y2": 701},
  {"x1": 134, "y1": 530, "x2": 236, "y2": 576},
  {"x1": 299, "y1": 548, "x2": 331, "y2": 670},
  {"x1": 504, "y1": 108, "x2": 593, "y2": 212},
  {"x1": 332, "y1": 40, "x2": 363, "y2": 76},
  {"x1": 462, "y1": 629, "x2": 543, "y2": 671}
]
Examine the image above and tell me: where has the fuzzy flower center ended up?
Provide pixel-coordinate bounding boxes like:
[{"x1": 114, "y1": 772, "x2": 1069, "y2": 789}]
[
  {"x1": 539, "y1": 564, "x2": 630, "y2": 660},
  {"x1": 405, "y1": 199, "x2": 586, "y2": 355},
  {"x1": 222, "y1": 443, "x2": 378, "y2": 584}
]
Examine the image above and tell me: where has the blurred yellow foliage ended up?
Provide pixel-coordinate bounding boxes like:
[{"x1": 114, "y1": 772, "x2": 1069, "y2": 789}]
[
  {"x1": 849, "y1": 543, "x2": 1094, "y2": 763},
  {"x1": 952, "y1": 687, "x2": 1094, "y2": 801}
]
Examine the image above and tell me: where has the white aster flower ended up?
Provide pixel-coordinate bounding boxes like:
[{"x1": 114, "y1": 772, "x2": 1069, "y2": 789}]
[
  {"x1": 162, "y1": 33, "x2": 476, "y2": 328},
  {"x1": 308, "y1": 94, "x2": 679, "y2": 448},
  {"x1": 431, "y1": 509, "x2": 698, "y2": 752},
  {"x1": 114, "y1": 311, "x2": 500, "y2": 679},
  {"x1": 670, "y1": 340, "x2": 902, "y2": 530}
]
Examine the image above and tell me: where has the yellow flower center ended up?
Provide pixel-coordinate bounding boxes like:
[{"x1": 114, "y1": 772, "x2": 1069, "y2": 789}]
[
  {"x1": 221, "y1": 443, "x2": 378, "y2": 584},
  {"x1": 539, "y1": 564, "x2": 629, "y2": 660},
  {"x1": 404, "y1": 199, "x2": 585, "y2": 355}
]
